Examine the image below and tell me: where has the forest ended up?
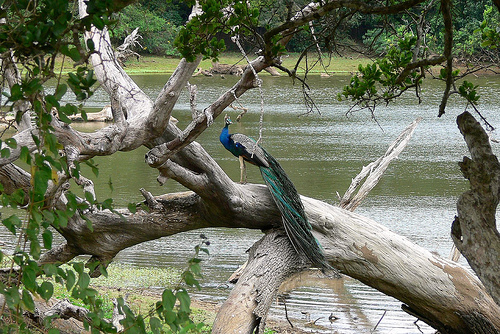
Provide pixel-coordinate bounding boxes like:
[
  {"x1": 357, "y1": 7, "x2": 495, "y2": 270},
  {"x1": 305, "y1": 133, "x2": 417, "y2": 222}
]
[
  {"x1": 1, "y1": 0, "x2": 500, "y2": 333},
  {"x1": 114, "y1": 0, "x2": 496, "y2": 58}
]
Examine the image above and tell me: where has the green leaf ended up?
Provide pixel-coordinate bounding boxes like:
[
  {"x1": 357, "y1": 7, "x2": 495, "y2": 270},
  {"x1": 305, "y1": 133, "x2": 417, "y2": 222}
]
[
  {"x1": 86, "y1": 39, "x2": 95, "y2": 51},
  {"x1": 164, "y1": 309, "x2": 177, "y2": 325},
  {"x1": 20, "y1": 146, "x2": 31, "y2": 163},
  {"x1": 56, "y1": 210, "x2": 68, "y2": 228},
  {"x1": 22, "y1": 266, "x2": 37, "y2": 291},
  {"x1": 101, "y1": 198, "x2": 113, "y2": 210},
  {"x1": 43, "y1": 263, "x2": 58, "y2": 276},
  {"x1": 42, "y1": 229, "x2": 53, "y2": 249},
  {"x1": 57, "y1": 109, "x2": 72, "y2": 124},
  {"x1": 66, "y1": 270, "x2": 76, "y2": 290},
  {"x1": 162, "y1": 289, "x2": 176, "y2": 310},
  {"x1": 183, "y1": 271, "x2": 200, "y2": 289},
  {"x1": 69, "y1": 47, "x2": 81, "y2": 62},
  {"x1": 55, "y1": 84, "x2": 68, "y2": 100},
  {"x1": 81, "y1": 109, "x2": 88, "y2": 121},
  {"x1": 99, "y1": 264, "x2": 108, "y2": 278},
  {"x1": 85, "y1": 191, "x2": 95, "y2": 204},
  {"x1": 39, "y1": 281, "x2": 54, "y2": 301},
  {"x1": 5, "y1": 138, "x2": 17, "y2": 149},
  {"x1": 78, "y1": 272, "x2": 90, "y2": 289},
  {"x1": 176, "y1": 289, "x2": 190, "y2": 313},
  {"x1": 33, "y1": 168, "x2": 50, "y2": 196},
  {"x1": 22, "y1": 289, "x2": 35, "y2": 311},
  {"x1": 2, "y1": 215, "x2": 22, "y2": 234},
  {"x1": 92, "y1": 16, "x2": 105, "y2": 30},
  {"x1": 1, "y1": 148, "x2": 10, "y2": 158},
  {"x1": 45, "y1": 94, "x2": 59, "y2": 109},
  {"x1": 10, "y1": 83, "x2": 23, "y2": 100},
  {"x1": 85, "y1": 160, "x2": 99, "y2": 177},
  {"x1": 32, "y1": 210, "x2": 42, "y2": 224},
  {"x1": 150, "y1": 317, "x2": 163, "y2": 334},
  {"x1": 30, "y1": 238, "x2": 42, "y2": 260},
  {"x1": 43, "y1": 210, "x2": 55, "y2": 223},
  {"x1": 127, "y1": 203, "x2": 137, "y2": 213}
]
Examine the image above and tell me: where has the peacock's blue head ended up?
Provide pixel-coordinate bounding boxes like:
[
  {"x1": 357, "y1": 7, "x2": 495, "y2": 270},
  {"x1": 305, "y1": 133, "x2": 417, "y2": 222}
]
[{"x1": 224, "y1": 114, "x2": 233, "y2": 127}]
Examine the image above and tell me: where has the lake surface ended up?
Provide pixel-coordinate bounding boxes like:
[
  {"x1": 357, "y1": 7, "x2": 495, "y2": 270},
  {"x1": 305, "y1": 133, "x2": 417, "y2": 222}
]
[{"x1": 3, "y1": 71, "x2": 500, "y2": 333}]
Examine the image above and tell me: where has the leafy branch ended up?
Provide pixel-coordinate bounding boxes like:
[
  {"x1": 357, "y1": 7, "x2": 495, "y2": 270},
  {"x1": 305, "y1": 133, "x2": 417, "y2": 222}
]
[{"x1": 115, "y1": 235, "x2": 211, "y2": 334}]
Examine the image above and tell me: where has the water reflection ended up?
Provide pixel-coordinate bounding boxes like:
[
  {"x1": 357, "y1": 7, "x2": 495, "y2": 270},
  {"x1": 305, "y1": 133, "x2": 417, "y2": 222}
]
[{"x1": 2, "y1": 73, "x2": 499, "y2": 333}]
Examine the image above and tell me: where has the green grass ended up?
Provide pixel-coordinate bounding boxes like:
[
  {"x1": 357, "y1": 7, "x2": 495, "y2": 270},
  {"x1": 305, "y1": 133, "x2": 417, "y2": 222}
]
[
  {"x1": 53, "y1": 52, "x2": 371, "y2": 76},
  {"x1": 44, "y1": 262, "x2": 213, "y2": 333},
  {"x1": 91, "y1": 262, "x2": 181, "y2": 288},
  {"x1": 121, "y1": 52, "x2": 371, "y2": 75}
]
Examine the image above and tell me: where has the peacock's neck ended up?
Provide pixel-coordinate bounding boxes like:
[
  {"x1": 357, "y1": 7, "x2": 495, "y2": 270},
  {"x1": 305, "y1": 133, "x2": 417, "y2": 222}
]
[{"x1": 220, "y1": 125, "x2": 232, "y2": 149}]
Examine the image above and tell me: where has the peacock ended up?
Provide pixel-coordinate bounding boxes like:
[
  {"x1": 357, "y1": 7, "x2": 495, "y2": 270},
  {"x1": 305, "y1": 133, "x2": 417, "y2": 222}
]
[{"x1": 220, "y1": 115, "x2": 333, "y2": 271}]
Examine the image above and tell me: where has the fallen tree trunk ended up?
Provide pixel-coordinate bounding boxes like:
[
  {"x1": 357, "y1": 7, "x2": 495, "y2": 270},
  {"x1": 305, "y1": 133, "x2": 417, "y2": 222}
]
[
  {"x1": 213, "y1": 230, "x2": 306, "y2": 334},
  {"x1": 27, "y1": 181, "x2": 500, "y2": 333}
]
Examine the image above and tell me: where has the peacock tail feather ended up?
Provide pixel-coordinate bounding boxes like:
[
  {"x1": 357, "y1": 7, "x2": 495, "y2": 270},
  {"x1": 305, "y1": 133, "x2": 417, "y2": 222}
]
[{"x1": 259, "y1": 148, "x2": 332, "y2": 271}]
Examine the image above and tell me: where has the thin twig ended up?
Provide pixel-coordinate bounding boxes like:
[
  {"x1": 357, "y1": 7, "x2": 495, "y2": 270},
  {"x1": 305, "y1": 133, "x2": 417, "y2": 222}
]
[
  {"x1": 283, "y1": 299, "x2": 294, "y2": 328},
  {"x1": 371, "y1": 310, "x2": 387, "y2": 332}
]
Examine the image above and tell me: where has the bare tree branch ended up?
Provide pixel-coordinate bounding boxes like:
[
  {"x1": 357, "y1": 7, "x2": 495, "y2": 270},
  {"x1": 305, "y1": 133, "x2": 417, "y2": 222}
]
[
  {"x1": 340, "y1": 117, "x2": 422, "y2": 210},
  {"x1": 144, "y1": 56, "x2": 270, "y2": 168},
  {"x1": 438, "y1": 0, "x2": 453, "y2": 117}
]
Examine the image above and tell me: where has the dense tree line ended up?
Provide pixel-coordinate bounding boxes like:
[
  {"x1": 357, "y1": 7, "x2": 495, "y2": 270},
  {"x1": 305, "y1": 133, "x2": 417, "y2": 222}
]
[{"x1": 114, "y1": 0, "x2": 498, "y2": 58}]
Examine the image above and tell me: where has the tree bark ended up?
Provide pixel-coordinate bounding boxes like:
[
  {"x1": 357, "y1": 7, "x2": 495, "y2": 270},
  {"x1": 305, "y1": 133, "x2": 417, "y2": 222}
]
[
  {"x1": 452, "y1": 111, "x2": 500, "y2": 307},
  {"x1": 213, "y1": 230, "x2": 306, "y2": 334}
]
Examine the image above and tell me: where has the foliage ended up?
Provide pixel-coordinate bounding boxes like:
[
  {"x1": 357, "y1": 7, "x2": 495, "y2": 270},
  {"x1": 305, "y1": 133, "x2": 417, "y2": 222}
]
[
  {"x1": 1, "y1": 0, "x2": 118, "y2": 330},
  {"x1": 358, "y1": 0, "x2": 492, "y2": 58},
  {"x1": 0, "y1": 0, "x2": 206, "y2": 333},
  {"x1": 475, "y1": 5, "x2": 500, "y2": 52},
  {"x1": 338, "y1": 34, "x2": 423, "y2": 111},
  {"x1": 362, "y1": 25, "x2": 409, "y2": 56},
  {"x1": 341, "y1": 1, "x2": 488, "y2": 118},
  {"x1": 142, "y1": 0, "x2": 191, "y2": 26},
  {"x1": 450, "y1": 0, "x2": 491, "y2": 57},
  {"x1": 112, "y1": 3, "x2": 181, "y2": 56},
  {"x1": 175, "y1": 0, "x2": 261, "y2": 61},
  {"x1": 110, "y1": 236, "x2": 210, "y2": 333}
]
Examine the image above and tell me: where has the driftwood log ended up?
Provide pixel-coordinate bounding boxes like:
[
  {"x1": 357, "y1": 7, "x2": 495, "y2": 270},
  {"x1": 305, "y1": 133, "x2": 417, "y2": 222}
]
[{"x1": 206, "y1": 62, "x2": 281, "y2": 77}]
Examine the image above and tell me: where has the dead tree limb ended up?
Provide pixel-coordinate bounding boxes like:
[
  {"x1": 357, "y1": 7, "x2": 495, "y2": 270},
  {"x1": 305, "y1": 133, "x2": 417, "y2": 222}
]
[
  {"x1": 115, "y1": 27, "x2": 142, "y2": 66},
  {"x1": 453, "y1": 111, "x2": 500, "y2": 307},
  {"x1": 340, "y1": 117, "x2": 422, "y2": 210},
  {"x1": 213, "y1": 230, "x2": 306, "y2": 334}
]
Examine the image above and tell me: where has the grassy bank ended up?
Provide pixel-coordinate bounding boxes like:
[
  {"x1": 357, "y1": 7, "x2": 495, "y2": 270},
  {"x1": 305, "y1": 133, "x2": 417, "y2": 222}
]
[
  {"x1": 124, "y1": 53, "x2": 371, "y2": 75},
  {"x1": 56, "y1": 52, "x2": 371, "y2": 75},
  {"x1": 49, "y1": 262, "x2": 215, "y2": 333}
]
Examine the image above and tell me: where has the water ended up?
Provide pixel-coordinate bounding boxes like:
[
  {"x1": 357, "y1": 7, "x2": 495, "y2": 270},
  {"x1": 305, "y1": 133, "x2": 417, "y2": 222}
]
[{"x1": 3, "y1": 72, "x2": 500, "y2": 333}]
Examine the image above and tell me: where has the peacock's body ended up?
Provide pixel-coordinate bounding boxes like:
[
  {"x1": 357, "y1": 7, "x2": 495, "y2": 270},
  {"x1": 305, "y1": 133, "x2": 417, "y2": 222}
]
[{"x1": 220, "y1": 115, "x2": 332, "y2": 270}]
